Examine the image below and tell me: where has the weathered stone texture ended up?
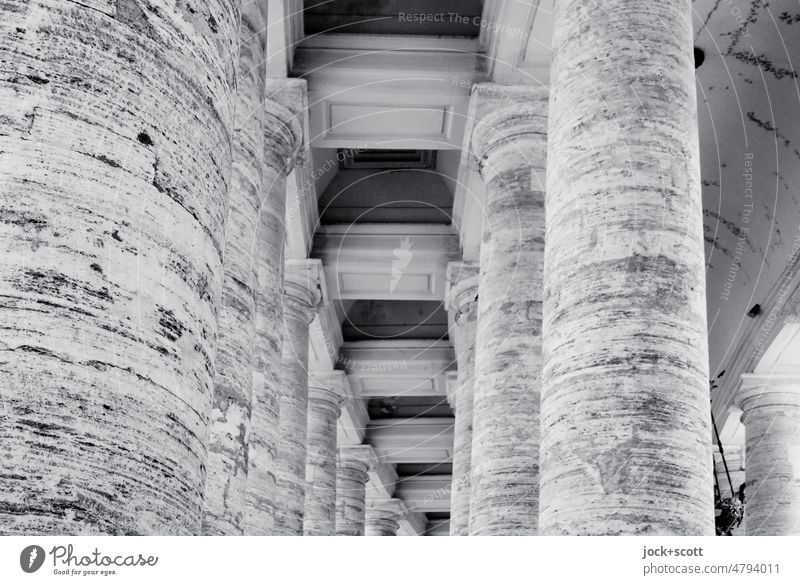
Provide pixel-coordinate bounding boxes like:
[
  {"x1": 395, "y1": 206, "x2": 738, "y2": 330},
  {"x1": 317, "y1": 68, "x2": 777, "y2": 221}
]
[
  {"x1": 335, "y1": 448, "x2": 371, "y2": 536},
  {"x1": 273, "y1": 259, "x2": 322, "y2": 535},
  {"x1": 303, "y1": 382, "x2": 343, "y2": 536},
  {"x1": 446, "y1": 263, "x2": 478, "y2": 536},
  {"x1": 468, "y1": 86, "x2": 548, "y2": 535},
  {"x1": 244, "y1": 169, "x2": 285, "y2": 535},
  {"x1": 0, "y1": 0, "x2": 239, "y2": 534},
  {"x1": 541, "y1": 0, "x2": 714, "y2": 535},
  {"x1": 738, "y1": 376, "x2": 800, "y2": 535},
  {"x1": 244, "y1": 80, "x2": 305, "y2": 535},
  {"x1": 203, "y1": 0, "x2": 270, "y2": 536},
  {"x1": 365, "y1": 499, "x2": 402, "y2": 536}
]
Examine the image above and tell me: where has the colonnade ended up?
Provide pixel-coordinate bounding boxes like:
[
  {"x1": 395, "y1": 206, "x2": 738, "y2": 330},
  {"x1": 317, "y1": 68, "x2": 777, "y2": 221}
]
[{"x1": 1, "y1": 0, "x2": 796, "y2": 537}]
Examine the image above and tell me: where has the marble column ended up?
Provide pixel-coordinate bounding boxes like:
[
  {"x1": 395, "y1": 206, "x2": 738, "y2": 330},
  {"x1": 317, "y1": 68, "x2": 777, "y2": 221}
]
[
  {"x1": 204, "y1": 2, "x2": 304, "y2": 536},
  {"x1": 335, "y1": 446, "x2": 372, "y2": 536},
  {"x1": 303, "y1": 373, "x2": 346, "y2": 536},
  {"x1": 366, "y1": 499, "x2": 402, "y2": 536},
  {"x1": 445, "y1": 262, "x2": 479, "y2": 536},
  {"x1": 468, "y1": 85, "x2": 547, "y2": 535},
  {"x1": 273, "y1": 259, "x2": 324, "y2": 535},
  {"x1": 0, "y1": 0, "x2": 239, "y2": 535},
  {"x1": 737, "y1": 374, "x2": 800, "y2": 535},
  {"x1": 541, "y1": 0, "x2": 713, "y2": 535},
  {"x1": 245, "y1": 79, "x2": 306, "y2": 535}
]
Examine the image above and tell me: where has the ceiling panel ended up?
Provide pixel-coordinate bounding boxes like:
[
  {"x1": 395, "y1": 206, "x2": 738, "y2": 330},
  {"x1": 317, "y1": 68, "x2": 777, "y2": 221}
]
[{"x1": 304, "y1": 0, "x2": 484, "y2": 36}]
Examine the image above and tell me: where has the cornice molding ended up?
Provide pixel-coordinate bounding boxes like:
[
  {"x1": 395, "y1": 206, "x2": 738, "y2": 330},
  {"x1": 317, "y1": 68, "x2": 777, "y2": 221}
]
[{"x1": 713, "y1": 253, "x2": 800, "y2": 424}]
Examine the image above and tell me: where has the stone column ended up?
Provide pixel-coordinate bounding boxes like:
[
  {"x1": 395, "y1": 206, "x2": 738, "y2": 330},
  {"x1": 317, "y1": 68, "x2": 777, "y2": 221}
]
[
  {"x1": 468, "y1": 85, "x2": 547, "y2": 535},
  {"x1": 335, "y1": 446, "x2": 372, "y2": 536},
  {"x1": 0, "y1": 0, "x2": 239, "y2": 534},
  {"x1": 541, "y1": 0, "x2": 713, "y2": 535},
  {"x1": 445, "y1": 262, "x2": 479, "y2": 536},
  {"x1": 245, "y1": 79, "x2": 306, "y2": 535},
  {"x1": 273, "y1": 259, "x2": 324, "y2": 535},
  {"x1": 204, "y1": 1, "x2": 304, "y2": 536},
  {"x1": 737, "y1": 374, "x2": 800, "y2": 535},
  {"x1": 366, "y1": 499, "x2": 402, "y2": 536},
  {"x1": 303, "y1": 372, "x2": 346, "y2": 535}
]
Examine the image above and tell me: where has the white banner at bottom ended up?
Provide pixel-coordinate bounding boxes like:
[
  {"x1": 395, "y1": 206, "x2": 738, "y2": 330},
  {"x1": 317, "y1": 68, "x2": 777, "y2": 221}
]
[{"x1": 1, "y1": 535, "x2": 798, "y2": 584}]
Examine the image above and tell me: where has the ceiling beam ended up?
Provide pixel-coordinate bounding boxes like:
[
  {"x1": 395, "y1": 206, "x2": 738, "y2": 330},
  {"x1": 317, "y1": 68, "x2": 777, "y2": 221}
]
[
  {"x1": 291, "y1": 42, "x2": 479, "y2": 150},
  {"x1": 339, "y1": 340, "x2": 456, "y2": 398},
  {"x1": 395, "y1": 475, "x2": 453, "y2": 513},
  {"x1": 312, "y1": 224, "x2": 460, "y2": 302},
  {"x1": 366, "y1": 417, "x2": 454, "y2": 463}
]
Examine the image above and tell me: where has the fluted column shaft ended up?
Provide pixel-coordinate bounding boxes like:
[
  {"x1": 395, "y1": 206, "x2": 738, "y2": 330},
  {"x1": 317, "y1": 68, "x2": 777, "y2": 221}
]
[
  {"x1": 335, "y1": 449, "x2": 371, "y2": 536},
  {"x1": 303, "y1": 383, "x2": 344, "y2": 535},
  {"x1": 738, "y1": 374, "x2": 800, "y2": 535},
  {"x1": 541, "y1": 0, "x2": 713, "y2": 535},
  {"x1": 273, "y1": 260, "x2": 322, "y2": 535},
  {"x1": 468, "y1": 86, "x2": 547, "y2": 535},
  {"x1": 446, "y1": 263, "x2": 479, "y2": 536},
  {"x1": 245, "y1": 80, "x2": 305, "y2": 535},
  {"x1": 366, "y1": 500, "x2": 402, "y2": 536},
  {"x1": 0, "y1": 0, "x2": 239, "y2": 535}
]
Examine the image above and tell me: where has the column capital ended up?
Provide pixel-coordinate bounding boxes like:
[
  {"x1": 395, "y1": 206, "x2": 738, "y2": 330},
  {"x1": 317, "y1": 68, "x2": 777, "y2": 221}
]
[
  {"x1": 467, "y1": 83, "x2": 548, "y2": 180},
  {"x1": 338, "y1": 444, "x2": 375, "y2": 473},
  {"x1": 283, "y1": 258, "x2": 326, "y2": 316},
  {"x1": 264, "y1": 77, "x2": 307, "y2": 172},
  {"x1": 307, "y1": 385, "x2": 345, "y2": 416},
  {"x1": 337, "y1": 454, "x2": 370, "y2": 481},
  {"x1": 308, "y1": 369, "x2": 349, "y2": 417},
  {"x1": 737, "y1": 373, "x2": 800, "y2": 419},
  {"x1": 445, "y1": 262, "x2": 479, "y2": 411},
  {"x1": 445, "y1": 261, "x2": 479, "y2": 325},
  {"x1": 366, "y1": 498, "x2": 404, "y2": 535}
]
